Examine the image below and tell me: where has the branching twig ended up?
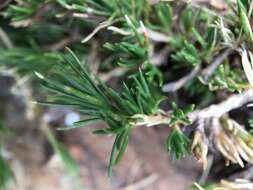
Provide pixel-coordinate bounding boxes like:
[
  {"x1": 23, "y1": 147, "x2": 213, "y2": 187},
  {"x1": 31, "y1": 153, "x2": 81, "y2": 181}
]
[
  {"x1": 201, "y1": 48, "x2": 232, "y2": 82},
  {"x1": 82, "y1": 19, "x2": 122, "y2": 43},
  {"x1": 162, "y1": 48, "x2": 232, "y2": 92},
  {"x1": 162, "y1": 64, "x2": 201, "y2": 92},
  {"x1": 100, "y1": 67, "x2": 128, "y2": 82},
  {"x1": 108, "y1": 26, "x2": 171, "y2": 43},
  {"x1": 99, "y1": 48, "x2": 167, "y2": 82},
  {"x1": 189, "y1": 89, "x2": 253, "y2": 121},
  {"x1": 145, "y1": 28, "x2": 171, "y2": 42}
]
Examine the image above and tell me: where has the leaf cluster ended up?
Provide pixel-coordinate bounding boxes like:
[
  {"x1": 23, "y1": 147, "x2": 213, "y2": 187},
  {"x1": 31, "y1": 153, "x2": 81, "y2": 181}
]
[
  {"x1": 166, "y1": 127, "x2": 190, "y2": 160},
  {"x1": 37, "y1": 48, "x2": 163, "y2": 175},
  {"x1": 169, "y1": 102, "x2": 194, "y2": 126},
  {"x1": 163, "y1": 102, "x2": 194, "y2": 160}
]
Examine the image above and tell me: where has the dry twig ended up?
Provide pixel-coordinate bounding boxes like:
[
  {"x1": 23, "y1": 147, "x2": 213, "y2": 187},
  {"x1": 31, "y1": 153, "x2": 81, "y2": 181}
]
[
  {"x1": 0, "y1": 27, "x2": 14, "y2": 49},
  {"x1": 162, "y1": 64, "x2": 201, "y2": 92},
  {"x1": 119, "y1": 174, "x2": 158, "y2": 190},
  {"x1": 162, "y1": 48, "x2": 232, "y2": 92},
  {"x1": 189, "y1": 89, "x2": 253, "y2": 121},
  {"x1": 201, "y1": 48, "x2": 232, "y2": 82}
]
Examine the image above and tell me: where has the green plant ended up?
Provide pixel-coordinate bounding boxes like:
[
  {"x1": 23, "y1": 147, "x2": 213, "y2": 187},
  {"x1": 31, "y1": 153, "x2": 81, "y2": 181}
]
[
  {"x1": 2, "y1": 0, "x2": 253, "y2": 188},
  {"x1": 36, "y1": 48, "x2": 193, "y2": 175}
]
